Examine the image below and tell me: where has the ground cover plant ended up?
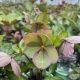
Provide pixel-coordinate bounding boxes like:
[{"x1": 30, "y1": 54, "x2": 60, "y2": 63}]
[{"x1": 0, "y1": 0, "x2": 80, "y2": 80}]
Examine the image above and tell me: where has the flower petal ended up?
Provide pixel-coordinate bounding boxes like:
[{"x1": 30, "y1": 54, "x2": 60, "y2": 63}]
[
  {"x1": 0, "y1": 52, "x2": 11, "y2": 67},
  {"x1": 11, "y1": 58, "x2": 21, "y2": 77},
  {"x1": 23, "y1": 33, "x2": 41, "y2": 47},
  {"x1": 25, "y1": 46, "x2": 40, "y2": 58},
  {"x1": 46, "y1": 46, "x2": 58, "y2": 63},
  {"x1": 59, "y1": 42, "x2": 74, "y2": 57},
  {"x1": 33, "y1": 50, "x2": 51, "y2": 69},
  {"x1": 65, "y1": 36, "x2": 80, "y2": 44}
]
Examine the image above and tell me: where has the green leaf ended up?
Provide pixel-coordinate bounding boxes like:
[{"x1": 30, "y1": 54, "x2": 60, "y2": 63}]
[
  {"x1": 0, "y1": 35, "x2": 4, "y2": 46},
  {"x1": 44, "y1": 76, "x2": 63, "y2": 80},
  {"x1": 69, "y1": 73, "x2": 79, "y2": 80},
  {"x1": 7, "y1": 71, "x2": 26, "y2": 80},
  {"x1": 59, "y1": 31, "x2": 68, "y2": 40},
  {"x1": 6, "y1": 12, "x2": 22, "y2": 23},
  {"x1": 0, "y1": 12, "x2": 23, "y2": 23},
  {"x1": 24, "y1": 1, "x2": 33, "y2": 12},
  {"x1": 45, "y1": 71, "x2": 53, "y2": 77},
  {"x1": 0, "y1": 43, "x2": 14, "y2": 55},
  {"x1": 37, "y1": 3, "x2": 47, "y2": 12},
  {"x1": 36, "y1": 12, "x2": 49, "y2": 24},
  {"x1": 56, "y1": 67, "x2": 69, "y2": 77},
  {"x1": 45, "y1": 76, "x2": 53, "y2": 80},
  {"x1": 52, "y1": 76, "x2": 64, "y2": 80},
  {"x1": 12, "y1": 45, "x2": 20, "y2": 53},
  {"x1": 0, "y1": 15, "x2": 6, "y2": 22},
  {"x1": 74, "y1": 67, "x2": 80, "y2": 73},
  {"x1": 19, "y1": 40, "x2": 25, "y2": 53},
  {"x1": 55, "y1": 73, "x2": 68, "y2": 80},
  {"x1": 17, "y1": 76, "x2": 26, "y2": 80},
  {"x1": 53, "y1": 36, "x2": 61, "y2": 47},
  {"x1": 49, "y1": 64, "x2": 57, "y2": 74}
]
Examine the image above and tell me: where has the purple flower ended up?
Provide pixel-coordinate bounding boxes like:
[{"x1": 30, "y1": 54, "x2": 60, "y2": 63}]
[
  {"x1": 0, "y1": 52, "x2": 21, "y2": 77},
  {"x1": 59, "y1": 36, "x2": 80, "y2": 57}
]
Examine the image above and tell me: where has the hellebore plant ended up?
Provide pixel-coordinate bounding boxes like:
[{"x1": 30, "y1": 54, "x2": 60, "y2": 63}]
[
  {"x1": 23, "y1": 31, "x2": 58, "y2": 69},
  {"x1": 0, "y1": 12, "x2": 23, "y2": 35},
  {"x1": 0, "y1": 1, "x2": 80, "y2": 80}
]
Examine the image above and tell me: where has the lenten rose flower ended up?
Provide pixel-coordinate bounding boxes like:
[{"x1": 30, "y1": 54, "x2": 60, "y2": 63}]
[
  {"x1": 65, "y1": 36, "x2": 80, "y2": 44},
  {"x1": 23, "y1": 32, "x2": 58, "y2": 69},
  {"x1": 59, "y1": 36, "x2": 80, "y2": 57},
  {"x1": 0, "y1": 52, "x2": 21, "y2": 77},
  {"x1": 34, "y1": 7, "x2": 41, "y2": 14},
  {"x1": 0, "y1": 52, "x2": 11, "y2": 67}
]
